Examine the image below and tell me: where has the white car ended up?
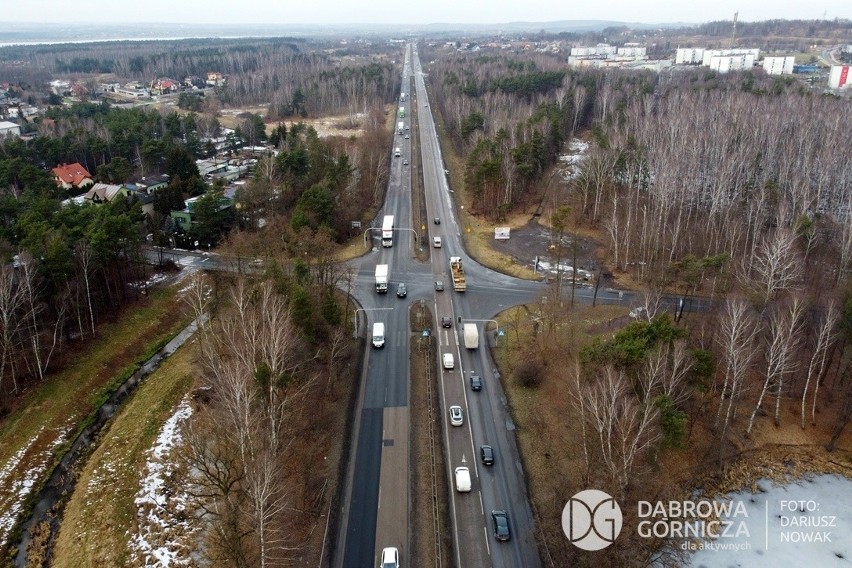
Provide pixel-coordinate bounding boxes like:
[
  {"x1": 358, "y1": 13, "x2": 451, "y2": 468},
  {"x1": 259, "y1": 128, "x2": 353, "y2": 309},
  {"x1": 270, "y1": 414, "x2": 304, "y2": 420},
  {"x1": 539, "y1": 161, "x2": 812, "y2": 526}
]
[
  {"x1": 450, "y1": 405, "x2": 463, "y2": 426},
  {"x1": 380, "y1": 546, "x2": 399, "y2": 568},
  {"x1": 442, "y1": 353, "x2": 454, "y2": 369}
]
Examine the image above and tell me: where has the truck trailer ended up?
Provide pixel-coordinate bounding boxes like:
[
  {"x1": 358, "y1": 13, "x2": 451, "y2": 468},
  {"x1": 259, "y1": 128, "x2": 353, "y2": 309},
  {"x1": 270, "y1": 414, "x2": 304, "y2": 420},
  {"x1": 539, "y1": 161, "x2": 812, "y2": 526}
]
[
  {"x1": 450, "y1": 256, "x2": 466, "y2": 292},
  {"x1": 381, "y1": 215, "x2": 394, "y2": 247},
  {"x1": 397, "y1": 121, "x2": 404, "y2": 134},
  {"x1": 375, "y1": 264, "x2": 389, "y2": 293},
  {"x1": 463, "y1": 323, "x2": 479, "y2": 349}
]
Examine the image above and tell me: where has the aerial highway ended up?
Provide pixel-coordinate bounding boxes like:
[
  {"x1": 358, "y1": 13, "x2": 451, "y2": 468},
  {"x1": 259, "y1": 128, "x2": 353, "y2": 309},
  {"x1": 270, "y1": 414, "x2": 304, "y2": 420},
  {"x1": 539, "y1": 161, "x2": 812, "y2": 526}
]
[{"x1": 142, "y1": 43, "x2": 706, "y2": 568}]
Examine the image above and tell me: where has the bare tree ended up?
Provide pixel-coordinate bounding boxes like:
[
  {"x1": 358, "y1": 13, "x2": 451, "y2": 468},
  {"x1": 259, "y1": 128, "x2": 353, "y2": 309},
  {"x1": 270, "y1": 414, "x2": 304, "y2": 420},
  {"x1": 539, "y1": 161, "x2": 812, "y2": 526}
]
[
  {"x1": 569, "y1": 362, "x2": 592, "y2": 485},
  {"x1": 715, "y1": 299, "x2": 759, "y2": 443},
  {"x1": 802, "y1": 301, "x2": 839, "y2": 428},
  {"x1": 0, "y1": 264, "x2": 27, "y2": 394},
  {"x1": 184, "y1": 276, "x2": 313, "y2": 566},
  {"x1": 747, "y1": 297, "x2": 805, "y2": 434},
  {"x1": 747, "y1": 229, "x2": 803, "y2": 305},
  {"x1": 583, "y1": 366, "x2": 660, "y2": 494},
  {"x1": 75, "y1": 241, "x2": 97, "y2": 336}
]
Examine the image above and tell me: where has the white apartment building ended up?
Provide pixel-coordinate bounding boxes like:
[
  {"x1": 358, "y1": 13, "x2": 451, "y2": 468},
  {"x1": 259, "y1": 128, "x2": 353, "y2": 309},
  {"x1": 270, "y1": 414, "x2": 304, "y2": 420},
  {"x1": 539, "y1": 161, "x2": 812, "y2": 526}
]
[
  {"x1": 828, "y1": 65, "x2": 851, "y2": 89},
  {"x1": 675, "y1": 48, "x2": 705, "y2": 64},
  {"x1": 763, "y1": 56, "x2": 795, "y2": 75},
  {"x1": 702, "y1": 48, "x2": 760, "y2": 67}
]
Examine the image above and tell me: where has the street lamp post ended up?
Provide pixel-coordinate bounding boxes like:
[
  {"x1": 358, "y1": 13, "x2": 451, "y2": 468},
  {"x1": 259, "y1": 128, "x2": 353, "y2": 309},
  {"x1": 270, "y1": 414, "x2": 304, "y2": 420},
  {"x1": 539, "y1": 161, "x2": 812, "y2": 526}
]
[{"x1": 352, "y1": 307, "x2": 394, "y2": 339}]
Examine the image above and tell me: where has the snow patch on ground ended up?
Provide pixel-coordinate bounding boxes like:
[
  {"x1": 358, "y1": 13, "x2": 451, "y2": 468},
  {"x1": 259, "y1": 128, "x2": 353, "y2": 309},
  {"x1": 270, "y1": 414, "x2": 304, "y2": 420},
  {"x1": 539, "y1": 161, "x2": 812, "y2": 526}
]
[
  {"x1": 0, "y1": 426, "x2": 71, "y2": 547},
  {"x1": 535, "y1": 259, "x2": 594, "y2": 281},
  {"x1": 557, "y1": 138, "x2": 590, "y2": 181},
  {"x1": 687, "y1": 474, "x2": 852, "y2": 567},
  {"x1": 128, "y1": 397, "x2": 197, "y2": 566},
  {"x1": 130, "y1": 272, "x2": 170, "y2": 289}
]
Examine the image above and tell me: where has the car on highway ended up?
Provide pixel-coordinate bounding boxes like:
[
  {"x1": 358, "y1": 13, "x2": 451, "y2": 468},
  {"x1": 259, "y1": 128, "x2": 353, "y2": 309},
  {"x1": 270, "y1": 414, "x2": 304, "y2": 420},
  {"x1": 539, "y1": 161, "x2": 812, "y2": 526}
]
[
  {"x1": 441, "y1": 316, "x2": 452, "y2": 328},
  {"x1": 379, "y1": 546, "x2": 399, "y2": 568},
  {"x1": 449, "y1": 405, "x2": 463, "y2": 426},
  {"x1": 396, "y1": 282, "x2": 407, "y2": 298},
  {"x1": 454, "y1": 466, "x2": 471, "y2": 492},
  {"x1": 491, "y1": 510, "x2": 510, "y2": 541},
  {"x1": 404, "y1": 134, "x2": 410, "y2": 139},
  {"x1": 434, "y1": 217, "x2": 440, "y2": 225},
  {"x1": 470, "y1": 374, "x2": 482, "y2": 391},
  {"x1": 443, "y1": 353, "x2": 454, "y2": 369},
  {"x1": 435, "y1": 280, "x2": 444, "y2": 291},
  {"x1": 480, "y1": 445, "x2": 494, "y2": 465}
]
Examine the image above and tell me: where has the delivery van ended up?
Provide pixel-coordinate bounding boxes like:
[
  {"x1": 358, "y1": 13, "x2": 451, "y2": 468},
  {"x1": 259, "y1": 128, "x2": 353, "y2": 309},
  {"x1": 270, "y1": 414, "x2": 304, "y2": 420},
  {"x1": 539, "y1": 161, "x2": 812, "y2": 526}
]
[{"x1": 372, "y1": 322, "x2": 385, "y2": 348}]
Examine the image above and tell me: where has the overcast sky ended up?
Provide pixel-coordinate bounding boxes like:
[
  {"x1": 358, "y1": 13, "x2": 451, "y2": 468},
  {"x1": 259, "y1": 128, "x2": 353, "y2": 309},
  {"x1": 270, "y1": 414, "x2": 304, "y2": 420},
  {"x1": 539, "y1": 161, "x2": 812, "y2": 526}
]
[{"x1": 7, "y1": 0, "x2": 852, "y2": 26}]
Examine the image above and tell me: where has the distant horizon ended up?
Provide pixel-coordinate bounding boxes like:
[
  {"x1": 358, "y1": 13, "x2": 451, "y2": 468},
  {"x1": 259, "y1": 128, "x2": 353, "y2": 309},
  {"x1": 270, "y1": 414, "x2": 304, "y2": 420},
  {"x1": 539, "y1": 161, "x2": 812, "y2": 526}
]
[
  {"x1": 3, "y1": 0, "x2": 851, "y2": 27},
  {"x1": 5, "y1": 15, "x2": 852, "y2": 26}
]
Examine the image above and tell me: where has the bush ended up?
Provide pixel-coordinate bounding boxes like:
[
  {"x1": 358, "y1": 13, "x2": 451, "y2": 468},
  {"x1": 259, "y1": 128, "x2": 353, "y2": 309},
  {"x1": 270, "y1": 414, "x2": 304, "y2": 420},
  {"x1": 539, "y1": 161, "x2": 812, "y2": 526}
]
[{"x1": 514, "y1": 357, "x2": 545, "y2": 388}]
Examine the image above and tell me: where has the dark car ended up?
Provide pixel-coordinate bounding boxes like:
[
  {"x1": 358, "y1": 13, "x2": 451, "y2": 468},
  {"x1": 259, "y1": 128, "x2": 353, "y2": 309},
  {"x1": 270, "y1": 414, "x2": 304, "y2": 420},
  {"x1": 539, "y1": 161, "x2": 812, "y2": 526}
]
[
  {"x1": 396, "y1": 283, "x2": 407, "y2": 298},
  {"x1": 470, "y1": 375, "x2": 482, "y2": 391},
  {"x1": 491, "y1": 510, "x2": 510, "y2": 541},
  {"x1": 480, "y1": 445, "x2": 494, "y2": 465},
  {"x1": 435, "y1": 280, "x2": 444, "y2": 291},
  {"x1": 441, "y1": 316, "x2": 453, "y2": 328}
]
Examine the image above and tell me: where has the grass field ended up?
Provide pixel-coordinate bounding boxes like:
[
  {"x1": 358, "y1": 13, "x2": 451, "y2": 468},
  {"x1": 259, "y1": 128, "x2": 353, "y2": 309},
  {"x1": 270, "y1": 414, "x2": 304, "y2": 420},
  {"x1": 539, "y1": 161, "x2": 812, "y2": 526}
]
[
  {"x1": 51, "y1": 339, "x2": 197, "y2": 568},
  {"x1": 0, "y1": 286, "x2": 190, "y2": 555}
]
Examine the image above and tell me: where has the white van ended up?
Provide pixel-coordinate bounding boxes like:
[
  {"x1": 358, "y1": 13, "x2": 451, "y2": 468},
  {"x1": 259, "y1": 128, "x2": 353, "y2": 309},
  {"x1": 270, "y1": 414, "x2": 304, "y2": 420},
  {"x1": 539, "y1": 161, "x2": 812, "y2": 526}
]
[
  {"x1": 433, "y1": 236, "x2": 442, "y2": 248},
  {"x1": 454, "y1": 467, "x2": 471, "y2": 492},
  {"x1": 442, "y1": 353, "x2": 454, "y2": 369},
  {"x1": 372, "y1": 322, "x2": 385, "y2": 349}
]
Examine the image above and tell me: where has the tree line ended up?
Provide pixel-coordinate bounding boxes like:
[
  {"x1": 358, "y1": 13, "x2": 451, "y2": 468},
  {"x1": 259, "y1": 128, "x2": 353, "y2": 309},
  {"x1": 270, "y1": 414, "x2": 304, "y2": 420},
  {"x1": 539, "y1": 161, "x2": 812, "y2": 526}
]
[{"x1": 423, "y1": 49, "x2": 599, "y2": 218}]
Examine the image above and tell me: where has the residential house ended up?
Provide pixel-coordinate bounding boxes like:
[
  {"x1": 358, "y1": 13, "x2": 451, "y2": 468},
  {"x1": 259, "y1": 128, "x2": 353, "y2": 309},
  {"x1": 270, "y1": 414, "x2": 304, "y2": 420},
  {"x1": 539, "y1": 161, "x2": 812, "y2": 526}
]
[
  {"x1": 206, "y1": 72, "x2": 226, "y2": 87},
  {"x1": 52, "y1": 162, "x2": 94, "y2": 191},
  {"x1": 127, "y1": 189, "x2": 154, "y2": 217},
  {"x1": 152, "y1": 78, "x2": 177, "y2": 95},
  {"x1": 70, "y1": 84, "x2": 89, "y2": 98},
  {"x1": 170, "y1": 192, "x2": 234, "y2": 231},
  {"x1": 84, "y1": 183, "x2": 129, "y2": 204},
  {"x1": 0, "y1": 121, "x2": 21, "y2": 139},
  {"x1": 128, "y1": 174, "x2": 169, "y2": 195}
]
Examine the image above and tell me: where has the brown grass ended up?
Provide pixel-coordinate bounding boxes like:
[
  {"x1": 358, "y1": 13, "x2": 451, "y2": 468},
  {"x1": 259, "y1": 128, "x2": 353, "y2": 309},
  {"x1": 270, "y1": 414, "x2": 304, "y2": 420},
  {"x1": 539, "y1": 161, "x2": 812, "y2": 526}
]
[
  {"x1": 495, "y1": 302, "x2": 852, "y2": 567},
  {"x1": 0, "y1": 287, "x2": 189, "y2": 558},
  {"x1": 51, "y1": 340, "x2": 197, "y2": 568}
]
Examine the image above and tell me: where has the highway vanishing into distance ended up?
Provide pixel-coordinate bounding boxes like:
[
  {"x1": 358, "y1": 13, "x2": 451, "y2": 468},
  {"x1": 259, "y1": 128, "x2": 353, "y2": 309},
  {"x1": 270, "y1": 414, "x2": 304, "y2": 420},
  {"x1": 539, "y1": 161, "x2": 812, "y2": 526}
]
[
  {"x1": 145, "y1": 42, "x2": 708, "y2": 568},
  {"x1": 331, "y1": 44, "x2": 546, "y2": 568}
]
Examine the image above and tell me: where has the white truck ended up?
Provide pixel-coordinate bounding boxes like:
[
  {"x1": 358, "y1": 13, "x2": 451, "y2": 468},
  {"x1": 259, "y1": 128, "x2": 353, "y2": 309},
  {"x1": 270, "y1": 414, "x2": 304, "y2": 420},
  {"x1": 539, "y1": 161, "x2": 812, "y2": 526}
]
[
  {"x1": 381, "y1": 215, "x2": 394, "y2": 247},
  {"x1": 372, "y1": 322, "x2": 385, "y2": 348},
  {"x1": 397, "y1": 121, "x2": 404, "y2": 134},
  {"x1": 375, "y1": 264, "x2": 389, "y2": 293},
  {"x1": 394, "y1": 147, "x2": 401, "y2": 157},
  {"x1": 463, "y1": 323, "x2": 479, "y2": 349}
]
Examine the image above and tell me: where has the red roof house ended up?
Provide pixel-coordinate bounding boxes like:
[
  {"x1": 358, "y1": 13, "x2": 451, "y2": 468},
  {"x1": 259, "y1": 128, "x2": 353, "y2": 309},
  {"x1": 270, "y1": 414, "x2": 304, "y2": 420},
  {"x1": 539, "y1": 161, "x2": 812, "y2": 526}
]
[{"x1": 52, "y1": 162, "x2": 93, "y2": 190}]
